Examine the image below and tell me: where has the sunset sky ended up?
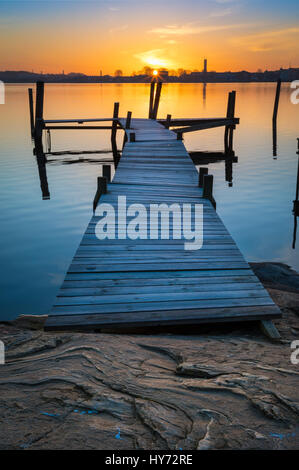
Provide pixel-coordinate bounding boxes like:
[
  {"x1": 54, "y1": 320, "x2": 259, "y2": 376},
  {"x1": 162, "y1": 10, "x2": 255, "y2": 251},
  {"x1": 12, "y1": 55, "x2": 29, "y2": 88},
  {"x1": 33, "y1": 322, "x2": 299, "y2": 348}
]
[{"x1": 1, "y1": 0, "x2": 298, "y2": 75}]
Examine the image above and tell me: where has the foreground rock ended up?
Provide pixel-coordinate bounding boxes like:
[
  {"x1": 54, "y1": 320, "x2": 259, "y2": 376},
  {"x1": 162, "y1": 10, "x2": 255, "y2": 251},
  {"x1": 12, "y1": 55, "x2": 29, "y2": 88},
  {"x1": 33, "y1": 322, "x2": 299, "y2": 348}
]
[{"x1": 0, "y1": 263, "x2": 299, "y2": 450}]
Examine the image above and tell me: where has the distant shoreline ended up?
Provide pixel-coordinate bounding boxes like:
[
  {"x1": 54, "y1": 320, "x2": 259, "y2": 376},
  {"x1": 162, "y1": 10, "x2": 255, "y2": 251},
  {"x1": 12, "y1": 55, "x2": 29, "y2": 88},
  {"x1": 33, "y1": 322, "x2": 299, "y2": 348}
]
[
  {"x1": 1, "y1": 67, "x2": 298, "y2": 84},
  {"x1": 2, "y1": 79, "x2": 297, "y2": 84}
]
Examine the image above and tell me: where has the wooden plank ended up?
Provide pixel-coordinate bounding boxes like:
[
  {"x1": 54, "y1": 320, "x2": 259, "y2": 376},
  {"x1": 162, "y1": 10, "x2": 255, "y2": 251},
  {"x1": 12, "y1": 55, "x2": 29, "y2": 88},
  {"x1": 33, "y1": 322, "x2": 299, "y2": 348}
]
[
  {"x1": 51, "y1": 297, "x2": 275, "y2": 316},
  {"x1": 45, "y1": 305, "x2": 281, "y2": 330}
]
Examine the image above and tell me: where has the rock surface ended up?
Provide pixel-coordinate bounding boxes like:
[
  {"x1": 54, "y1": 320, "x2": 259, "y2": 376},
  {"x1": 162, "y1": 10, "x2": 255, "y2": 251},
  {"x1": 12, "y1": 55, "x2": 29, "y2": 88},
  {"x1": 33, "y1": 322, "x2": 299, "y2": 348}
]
[{"x1": 0, "y1": 263, "x2": 299, "y2": 450}]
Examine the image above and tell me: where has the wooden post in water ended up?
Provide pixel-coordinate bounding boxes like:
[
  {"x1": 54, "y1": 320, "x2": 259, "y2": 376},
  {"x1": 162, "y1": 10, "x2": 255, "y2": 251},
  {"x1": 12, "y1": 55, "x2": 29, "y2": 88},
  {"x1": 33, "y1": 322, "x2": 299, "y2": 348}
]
[
  {"x1": 103, "y1": 164, "x2": 111, "y2": 182},
  {"x1": 122, "y1": 111, "x2": 132, "y2": 149},
  {"x1": 28, "y1": 88, "x2": 35, "y2": 137},
  {"x1": 111, "y1": 102, "x2": 119, "y2": 168},
  {"x1": 149, "y1": 80, "x2": 155, "y2": 118},
  {"x1": 93, "y1": 176, "x2": 107, "y2": 213},
  {"x1": 125, "y1": 111, "x2": 132, "y2": 129},
  {"x1": 130, "y1": 132, "x2": 136, "y2": 142},
  {"x1": 203, "y1": 174, "x2": 216, "y2": 209},
  {"x1": 273, "y1": 79, "x2": 281, "y2": 124},
  {"x1": 165, "y1": 114, "x2": 172, "y2": 129},
  {"x1": 152, "y1": 79, "x2": 162, "y2": 120},
  {"x1": 272, "y1": 80, "x2": 281, "y2": 158},
  {"x1": 224, "y1": 91, "x2": 236, "y2": 155},
  {"x1": 198, "y1": 167, "x2": 208, "y2": 187},
  {"x1": 34, "y1": 81, "x2": 44, "y2": 141},
  {"x1": 111, "y1": 102, "x2": 119, "y2": 141}
]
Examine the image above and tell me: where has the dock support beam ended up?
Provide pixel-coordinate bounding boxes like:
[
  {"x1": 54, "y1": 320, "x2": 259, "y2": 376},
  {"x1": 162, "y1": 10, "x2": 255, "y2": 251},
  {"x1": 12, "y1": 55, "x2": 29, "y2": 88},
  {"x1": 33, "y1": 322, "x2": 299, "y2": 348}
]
[
  {"x1": 149, "y1": 79, "x2": 163, "y2": 120},
  {"x1": 260, "y1": 320, "x2": 281, "y2": 340},
  {"x1": 28, "y1": 88, "x2": 35, "y2": 138},
  {"x1": 152, "y1": 79, "x2": 162, "y2": 120},
  {"x1": 34, "y1": 81, "x2": 44, "y2": 142},
  {"x1": 149, "y1": 80, "x2": 155, "y2": 118},
  {"x1": 165, "y1": 114, "x2": 171, "y2": 129},
  {"x1": 203, "y1": 174, "x2": 216, "y2": 209},
  {"x1": 224, "y1": 91, "x2": 236, "y2": 155},
  {"x1": 111, "y1": 102, "x2": 119, "y2": 168},
  {"x1": 273, "y1": 79, "x2": 281, "y2": 124},
  {"x1": 103, "y1": 164, "x2": 111, "y2": 182},
  {"x1": 198, "y1": 167, "x2": 208, "y2": 187},
  {"x1": 272, "y1": 79, "x2": 281, "y2": 158},
  {"x1": 93, "y1": 176, "x2": 107, "y2": 213}
]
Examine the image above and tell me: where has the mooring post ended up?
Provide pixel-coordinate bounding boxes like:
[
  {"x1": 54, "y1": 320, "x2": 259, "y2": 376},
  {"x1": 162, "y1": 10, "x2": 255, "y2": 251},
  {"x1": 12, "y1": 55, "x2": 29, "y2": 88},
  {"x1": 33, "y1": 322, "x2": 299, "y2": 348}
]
[
  {"x1": 224, "y1": 90, "x2": 236, "y2": 154},
  {"x1": 93, "y1": 176, "x2": 107, "y2": 213},
  {"x1": 34, "y1": 81, "x2": 44, "y2": 141},
  {"x1": 273, "y1": 79, "x2": 281, "y2": 124},
  {"x1": 111, "y1": 102, "x2": 119, "y2": 141},
  {"x1": 103, "y1": 164, "x2": 111, "y2": 182},
  {"x1": 198, "y1": 167, "x2": 208, "y2": 187},
  {"x1": 165, "y1": 114, "x2": 172, "y2": 129},
  {"x1": 203, "y1": 174, "x2": 213, "y2": 198},
  {"x1": 203, "y1": 174, "x2": 216, "y2": 209},
  {"x1": 111, "y1": 102, "x2": 119, "y2": 168},
  {"x1": 125, "y1": 111, "x2": 132, "y2": 129},
  {"x1": 177, "y1": 131, "x2": 183, "y2": 140},
  {"x1": 28, "y1": 88, "x2": 35, "y2": 137},
  {"x1": 130, "y1": 132, "x2": 136, "y2": 142},
  {"x1": 149, "y1": 80, "x2": 156, "y2": 119},
  {"x1": 152, "y1": 79, "x2": 162, "y2": 120}
]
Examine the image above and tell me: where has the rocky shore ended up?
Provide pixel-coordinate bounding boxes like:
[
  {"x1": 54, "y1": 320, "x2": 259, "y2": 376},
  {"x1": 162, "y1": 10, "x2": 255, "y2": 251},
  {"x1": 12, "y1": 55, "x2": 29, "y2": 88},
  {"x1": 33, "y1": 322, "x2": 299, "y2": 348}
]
[{"x1": 0, "y1": 262, "x2": 299, "y2": 450}]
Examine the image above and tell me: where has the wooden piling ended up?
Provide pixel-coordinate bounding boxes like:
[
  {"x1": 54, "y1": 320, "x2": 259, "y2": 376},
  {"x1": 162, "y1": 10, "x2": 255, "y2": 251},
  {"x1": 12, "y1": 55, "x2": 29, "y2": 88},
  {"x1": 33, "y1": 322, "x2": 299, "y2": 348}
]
[
  {"x1": 28, "y1": 88, "x2": 34, "y2": 137},
  {"x1": 93, "y1": 176, "x2": 107, "y2": 213},
  {"x1": 103, "y1": 164, "x2": 111, "y2": 182},
  {"x1": 203, "y1": 174, "x2": 216, "y2": 209},
  {"x1": 111, "y1": 102, "x2": 119, "y2": 141},
  {"x1": 34, "y1": 81, "x2": 44, "y2": 141},
  {"x1": 198, "y1": 167, "x2": 208, "y2": 187},
  {"x1": 111, "y1": 102, "x2": 119, "y2": 168},
  {"x1": 149, "y1": 80, "x2": 155, "y2": 119},
  {"x1": 165, "y1": 114, "x2": 172, "y2": 129},
  {"x1": 152, "y1": 80, "x2": 162, "y2": 120},
  {"x1": 177, "y1": 132, "x2": 183, "y2": 141},
  {"x1": 125, "y1": 111, "x2": 132, "y2": 129},
  {"x1": 224, "y1": 91, "x2": 236, "y2": 155},
  {"x1": 273, "y1": 79, "x2": 281, "y2": 124},
  {"x1": 130, "y1": 132, "x2": 136, "y2": 142}
]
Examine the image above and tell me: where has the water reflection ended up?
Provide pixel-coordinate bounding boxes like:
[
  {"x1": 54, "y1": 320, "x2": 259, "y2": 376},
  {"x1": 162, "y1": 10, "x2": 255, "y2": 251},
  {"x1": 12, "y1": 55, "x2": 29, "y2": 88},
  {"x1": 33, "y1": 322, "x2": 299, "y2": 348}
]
[
  {"x1": 191, "y1": 151, "x2": 237, "y2": 187},
  {"x1": 34, "y1": 136, "x2": 50, "y2": 200}
]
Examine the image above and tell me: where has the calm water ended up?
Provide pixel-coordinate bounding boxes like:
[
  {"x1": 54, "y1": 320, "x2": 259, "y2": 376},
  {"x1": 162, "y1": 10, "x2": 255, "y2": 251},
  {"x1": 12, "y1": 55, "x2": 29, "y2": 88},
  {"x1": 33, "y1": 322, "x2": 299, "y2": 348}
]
[{"x1": 0, "y1": 83, "x2": 298, "y2": 320}]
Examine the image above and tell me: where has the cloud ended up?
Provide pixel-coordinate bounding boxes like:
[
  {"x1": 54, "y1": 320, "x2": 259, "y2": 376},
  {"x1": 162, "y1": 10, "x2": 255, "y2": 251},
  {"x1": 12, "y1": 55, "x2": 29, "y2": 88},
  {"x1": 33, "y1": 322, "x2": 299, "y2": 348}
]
[
  {"x1": 148, "y1": 22, "x2": 255, "y2": 36},
  {"x1": 232, "y1": 27, "x2": 299, "y2": 52},
  {"x1": 109, "y1": 24, "x2": 128, "y2": 33},
  {"x1": 209, "y1": 8, "x2": 232, "y2": 17},
  {"x1": 134, "y1": 49, "x2": 175, "y2": 67}
]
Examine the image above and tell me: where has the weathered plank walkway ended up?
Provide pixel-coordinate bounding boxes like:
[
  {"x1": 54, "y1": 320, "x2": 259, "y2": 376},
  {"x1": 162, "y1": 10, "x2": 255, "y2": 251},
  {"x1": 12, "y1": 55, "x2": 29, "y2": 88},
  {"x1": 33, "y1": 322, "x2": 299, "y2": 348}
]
[{"x1": 45, "y1": 118, "x2": 281, "y2": 331}]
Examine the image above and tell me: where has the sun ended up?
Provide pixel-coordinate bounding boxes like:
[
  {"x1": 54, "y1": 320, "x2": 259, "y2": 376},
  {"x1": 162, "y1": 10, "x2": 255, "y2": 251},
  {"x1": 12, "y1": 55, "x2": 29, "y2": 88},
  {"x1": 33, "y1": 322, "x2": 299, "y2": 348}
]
[{"x1": 153, "y1": 70, "x2": 158, "y2": 76}]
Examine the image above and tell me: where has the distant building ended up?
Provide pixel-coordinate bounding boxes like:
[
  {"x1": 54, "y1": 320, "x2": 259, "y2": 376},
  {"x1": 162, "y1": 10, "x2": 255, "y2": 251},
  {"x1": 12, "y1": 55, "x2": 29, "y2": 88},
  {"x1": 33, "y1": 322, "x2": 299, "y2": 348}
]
[{"x1": 203, "y1": 59, "x2": 207, "y2": 74}]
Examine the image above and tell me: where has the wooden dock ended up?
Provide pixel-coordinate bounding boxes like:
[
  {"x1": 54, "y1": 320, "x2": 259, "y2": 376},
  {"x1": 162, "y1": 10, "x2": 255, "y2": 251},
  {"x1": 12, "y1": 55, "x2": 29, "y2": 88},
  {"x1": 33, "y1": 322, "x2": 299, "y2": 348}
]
[{"x1": 45, "y1": 117, "x2": 281, "y2": 332}]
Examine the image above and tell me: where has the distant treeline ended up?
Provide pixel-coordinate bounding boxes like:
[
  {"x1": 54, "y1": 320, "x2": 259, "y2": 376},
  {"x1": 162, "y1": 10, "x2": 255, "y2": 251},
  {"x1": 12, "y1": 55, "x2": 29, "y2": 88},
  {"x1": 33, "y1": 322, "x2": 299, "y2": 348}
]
[{"x1": 1, "y1": 68, "x2": 299, "y2": 83}]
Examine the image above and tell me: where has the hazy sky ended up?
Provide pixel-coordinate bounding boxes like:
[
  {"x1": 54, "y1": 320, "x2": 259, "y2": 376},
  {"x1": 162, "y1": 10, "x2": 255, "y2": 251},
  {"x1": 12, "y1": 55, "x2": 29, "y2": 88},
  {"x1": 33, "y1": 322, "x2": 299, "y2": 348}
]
[{"x1": 1, "y1": 0, "x2": 298, "y2": 74}]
